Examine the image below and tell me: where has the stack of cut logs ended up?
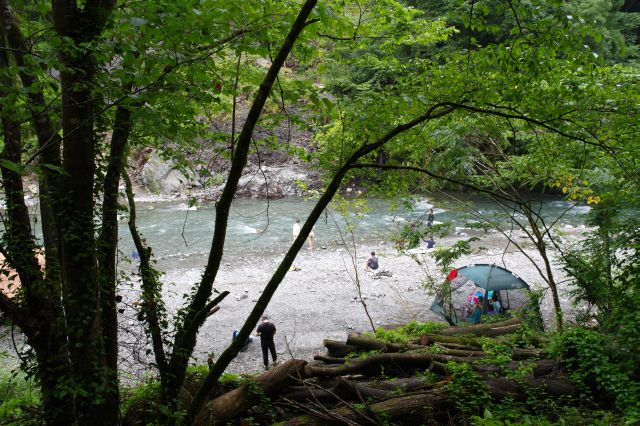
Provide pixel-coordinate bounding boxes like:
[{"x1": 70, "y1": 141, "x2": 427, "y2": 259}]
[{"x1": 193, "y1": 318, "x2": 572, "y2": 425}]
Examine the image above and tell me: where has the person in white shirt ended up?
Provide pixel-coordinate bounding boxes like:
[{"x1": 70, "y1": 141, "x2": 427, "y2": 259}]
[{"x1": 292, "y1": 219, "x2": 301, "y2": 242}]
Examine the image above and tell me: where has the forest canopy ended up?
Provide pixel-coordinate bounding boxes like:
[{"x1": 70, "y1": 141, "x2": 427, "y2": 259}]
[{"x1": 0, "y1": 0, "x2": 638, "y2": 424}]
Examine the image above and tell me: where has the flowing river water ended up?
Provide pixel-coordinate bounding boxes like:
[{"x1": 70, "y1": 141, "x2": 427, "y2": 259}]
[{"x1": 119, "y1": 193, "x2": 590, "y2": 268}]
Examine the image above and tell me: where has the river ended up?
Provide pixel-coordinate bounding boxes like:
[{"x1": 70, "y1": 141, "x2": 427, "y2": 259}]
[{"x1": 113, "y1": 193, "x2": 590, "y2": 268}]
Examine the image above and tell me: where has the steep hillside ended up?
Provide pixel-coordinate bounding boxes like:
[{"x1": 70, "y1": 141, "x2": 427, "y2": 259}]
[{"x1": 130, "y1": 107, "x2": 324, "y2": 200}]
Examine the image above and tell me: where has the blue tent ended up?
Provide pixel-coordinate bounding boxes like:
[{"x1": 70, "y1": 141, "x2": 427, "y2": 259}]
[
  {"x1": 454, "y1": 264, "x2": 530, "y2": 291},
  {"x1": 430, "y1": 264, "x2": 531, "y2": 325}
]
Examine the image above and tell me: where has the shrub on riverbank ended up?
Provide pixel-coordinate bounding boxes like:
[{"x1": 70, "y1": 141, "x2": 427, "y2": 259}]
[{"x1": 0, "y1": 371, "x2": 40, "y2": 425}]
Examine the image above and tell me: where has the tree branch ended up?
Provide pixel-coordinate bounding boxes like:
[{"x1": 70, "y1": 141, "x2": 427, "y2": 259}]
[
  {"x1": 176, "y1": 2, "x2": 322, "y2": 415},
  {"x1": 349, "y1": 162, "x2": 525, "y2": 207},
  {"x1": 190, "y1": 106, "x2": 459, "y2": 420},
  {"x1": 123, "y1": 171, "x2": 168, "y2": 374}
]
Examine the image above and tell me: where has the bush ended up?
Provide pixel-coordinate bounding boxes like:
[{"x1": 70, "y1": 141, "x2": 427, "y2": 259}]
[
  {"x1": 0, "y1": 370, "x2": 42, "y2": 425},
  {"x1": 546, "y1": 328, "x2": 640, "y2": 422}
]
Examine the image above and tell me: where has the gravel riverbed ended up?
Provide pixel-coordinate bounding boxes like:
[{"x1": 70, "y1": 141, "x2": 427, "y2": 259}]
[{"x1": 1, "y1": 229, "x2": 582, "y2": 381}]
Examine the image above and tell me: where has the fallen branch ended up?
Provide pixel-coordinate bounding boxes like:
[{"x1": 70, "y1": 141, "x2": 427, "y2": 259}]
[
  {"x1": 415, "y1": 334, "x2": 483, "y2": 347},
  {"x1": 284, "y1": 389, "x2": 450, "y2": 425},
  {"x1": 472, "y1": 359, "x2": 559, "y2": 377},
  {"x1": 323, "y1": 339, "x2": 359, "y2": 358},
  {"x1": 306, "y1": 352, "x2": 481, "y2": 378},
  {"x1": 437, "y1": 318, "x2": 521, "y2": 336},
  {"x1": 346, "y1": 333, "x2": 426, "y2": 352},
  {"x1": 437, "y1": 342, "x2": 482, "y2": 351},
  {"x1": 313, "y1": 355, "x2": 346, "y2": 364},
  {"x1": 284, "y1": 377, "x2": 573, "y2": 425}
]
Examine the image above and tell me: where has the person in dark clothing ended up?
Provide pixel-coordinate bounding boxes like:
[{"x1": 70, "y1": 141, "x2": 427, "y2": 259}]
[
  {"x1": 427, "y1": 208, "x2": 434, "y2": 227},
  {"x1": 426, "y1": 236, "x2": 436, "y2": 249},
  {"x1": 256, "y1": 317, "x2": 277, "y2": 369},
  {"x1": 365, "y1": 251, "x2": 379, "y2": 271}
]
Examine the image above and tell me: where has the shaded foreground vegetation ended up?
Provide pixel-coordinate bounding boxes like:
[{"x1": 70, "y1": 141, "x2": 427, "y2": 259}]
[{"x1": 3, "y1": 315, "x2": 637, "y2": 425}]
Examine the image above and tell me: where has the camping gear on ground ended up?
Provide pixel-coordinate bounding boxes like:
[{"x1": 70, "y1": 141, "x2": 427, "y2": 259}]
[{"x1": 430, "y1": 264, "x2": 537, "y2": 326}]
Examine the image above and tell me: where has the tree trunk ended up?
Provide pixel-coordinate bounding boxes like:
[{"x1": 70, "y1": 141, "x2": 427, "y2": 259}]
[
  {"x1": 524, "y1": 205, "x2": 563, "y2": 332},
  {"x1": 52, "y1": 0, "x2": 118, "y2": 422},
  {"x1": 186, "y1": 1, "x2": 321, "y2": 417},
  {"x1": 415, "y1": 334, "x2": 482, "y2": 347},
  {"x1": 472, "y1": 359, "x2": 559, "y2": 378},
  {"x1": 193, "y1": 360, "x2": 308, "y2": 425},
  {"x1": 323, "y1": 339, "x2": 359, "y2": 358},
  {"x1": 0, "y1": 28, "x2": 76, "y2": 425},
  {"x1": 437, "y1": 317, "x2": 521, "y2": 335},
  {"x1": 306, "y1": 352, "x2": 482, "y2": 378},
  {"x1": 285, "y1": 390, "x2": 451, "y2": 425},
  {"x1": 437, "y1": 342, "x2": 484, "y2": 351},
  {"x1": 285, "y1": 377, "x2": 573, "y2": 425},
  {"x1": 96, "y1": 103, "x2": 133, "y2": 424},
  {"x1": 123, "y1": 172, "x2": 174, "y2": 409},
  {"x1": 345, "y1": 334, "x2": 425, "y2": 352},
  {"x1": 281, "y1": 376, "x2": 441, "y2": 402},
  {"x1": 342, "y1": 333, "x2": 539, "y2": 359},
  {"x1": 32, "y1": 336, "x2": 78, "y2": 425},
  {"x1": 314, "y1": 355, "x2": 347, "y2": 364},
  {"x1": 57, "y1": 49, "x2": 108, "y2": 424}
]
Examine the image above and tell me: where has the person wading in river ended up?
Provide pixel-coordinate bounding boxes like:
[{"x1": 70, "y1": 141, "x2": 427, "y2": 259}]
[
  {"x1": 292, "y1": 219, "x2": 301, "y2": 242},
  {"x1": 256, "y1": 316, "x2": 278, "y2": 370},
  {"x1": 427, "y1": 208, "x2": 434, "y2": 227}
]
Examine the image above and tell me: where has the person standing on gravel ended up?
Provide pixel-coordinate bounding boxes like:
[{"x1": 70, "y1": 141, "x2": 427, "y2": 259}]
[{"x1": 257, "y1": 316, "x2": 278, "y2": 370}]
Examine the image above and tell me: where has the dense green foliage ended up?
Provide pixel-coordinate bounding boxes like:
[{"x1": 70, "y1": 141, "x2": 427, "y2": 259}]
[
  {"x1": 0, "y1": 372, "x2": 40, "y2": 425},
  {"x1": 374, "y1": 320, "x2": 448, "y2": 342},
  {"x1": 557, "y1": 196, "x2": 640, "y2": 423},
  {"x1": 0, "y1": 0, "x2": 638, "y2": 424},
  {"x1": 548, "y1": 328, "x2": 640, "y2": 422}
]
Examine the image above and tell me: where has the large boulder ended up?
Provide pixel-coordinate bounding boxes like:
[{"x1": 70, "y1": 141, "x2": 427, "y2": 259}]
[
  {"x1": 235, "y1": 165, "x2": 314, "y2": 198},
  {"x1": 141, "y1": 152, "x2": 200, "y2": 194},
  {"x1": 136, "y1": 151, "x2": 318, "y2": 199}
]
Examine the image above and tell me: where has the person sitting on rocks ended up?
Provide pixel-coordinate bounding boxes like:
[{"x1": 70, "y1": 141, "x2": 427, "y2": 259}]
[
  {"x1": 425, "y1": 236, "x2": 436, "y2": 249},
  {"x1": 488, "y1": 292, "x2": 501, "y2": 315},
  {"x1": 232, "y1": 329, "x2": 253, "y2": 352},
  {"x1": 365, "y1": 251, "x2": 379, "y2": 272}
]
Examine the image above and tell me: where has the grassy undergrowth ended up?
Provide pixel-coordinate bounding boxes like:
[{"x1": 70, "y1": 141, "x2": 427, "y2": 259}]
[
  {"x1": 373, "y1": 320, "x2": 448, "y2": 342},
  {"x1": 0, "y1": 370, "x2": 41, "y2": 425}
]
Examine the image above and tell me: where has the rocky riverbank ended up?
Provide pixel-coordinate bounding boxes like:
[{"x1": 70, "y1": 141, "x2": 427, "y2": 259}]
[{"x1": 110, "y1": 229, "x2": 579, "y2": 379}]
